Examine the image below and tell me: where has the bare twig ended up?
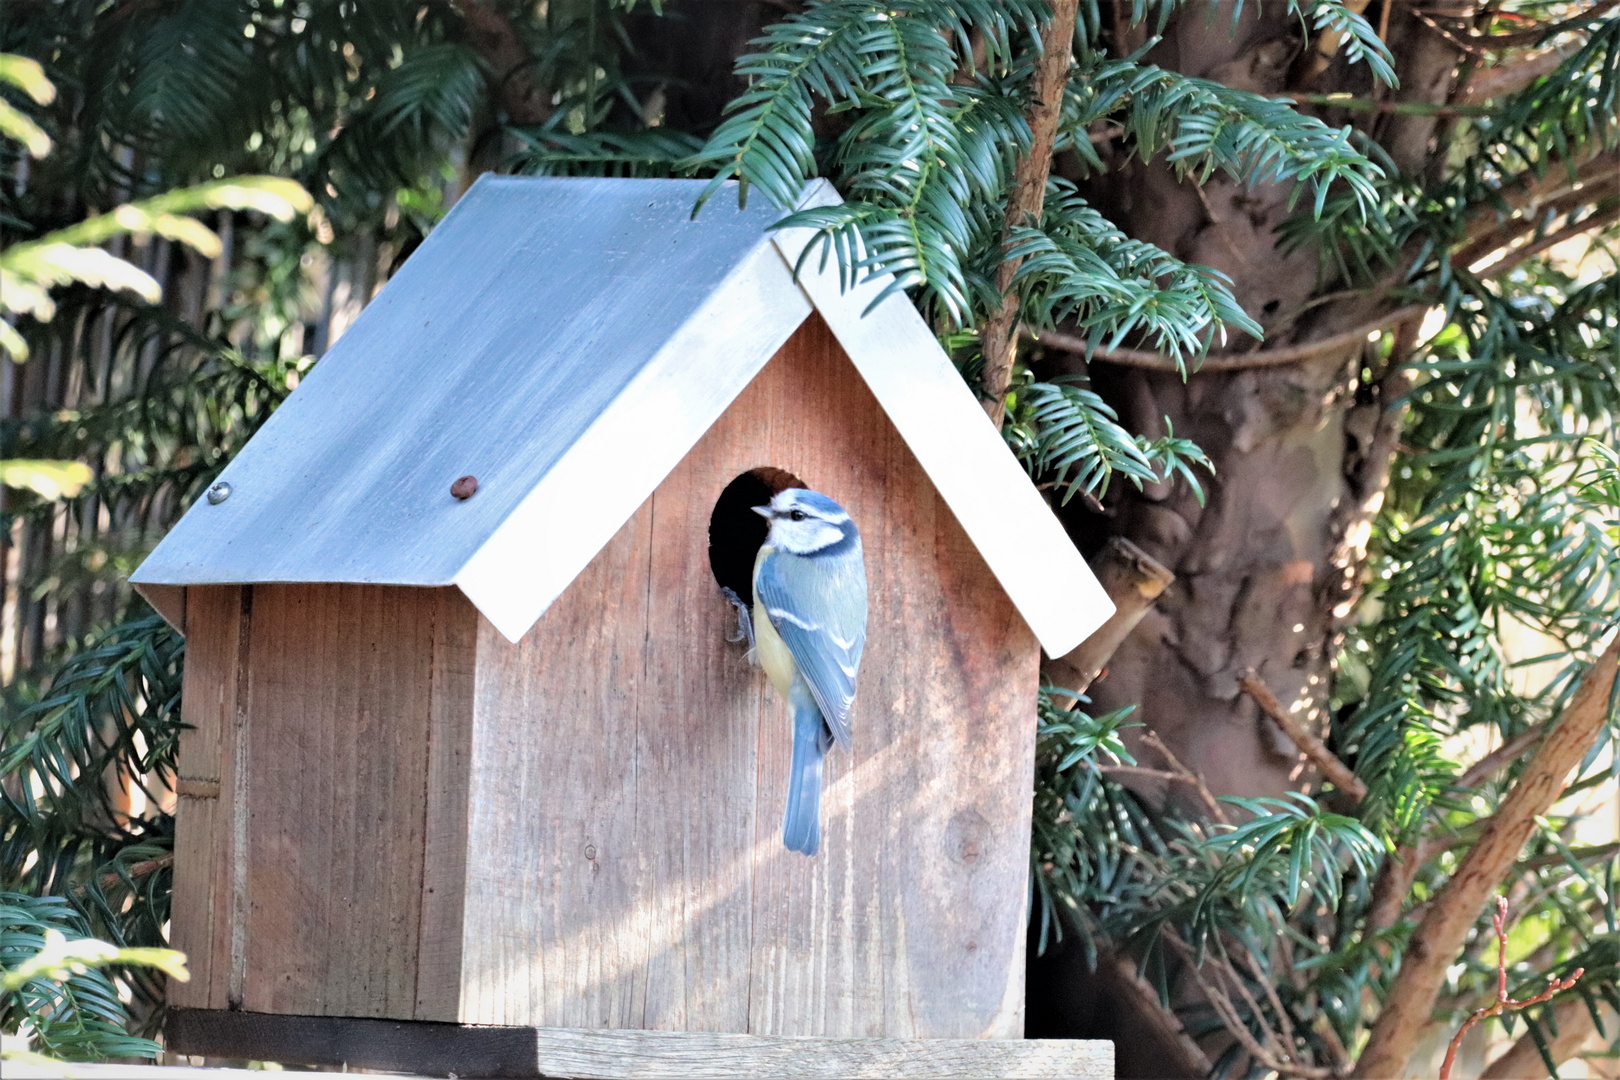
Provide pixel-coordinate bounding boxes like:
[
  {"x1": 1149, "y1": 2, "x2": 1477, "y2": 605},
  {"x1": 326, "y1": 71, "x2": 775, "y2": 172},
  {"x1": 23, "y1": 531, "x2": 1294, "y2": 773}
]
[
  {"x1": 1163, "y1": 932, "x2": 1343, "y2": 1078},
  {"x1": 1142, "y1": 730, "x2": 1230, "y2": 824},
  {"x1": 1456, "y1": 722, "x2": 1550, "y2": 789},
  {"x1": 1470, "y1": 203, "x2": 1620, "y2": 278},
  {"x1": 1353, "y1": 633, "x2": 1618, "y2": 1079},
  {"x1": 71, "y1": 852, "x2": 175, "y2": 898},
  {"x1": 1457, "y1": 150, "x2": 1620, "y2": 252},
  {"x1": 1454, "y1": 46, "x2": 1572, "y2": 105},
  {"x1": 1438, "y1": 897, "x2": 1584, "y2": 1080},
  {"x1": 1096, "y1": 764, "x2": 1217, "y2": 786},
  {"x1": 1289, "y1": 92, "x2": 1491, "y2": 116},
  {"x1": 1481, "y1": 994, "x2": 1599, "y2": 1078},
  {"x1": 1101, "y1": 951, "x2": 1215, "y2": 1075},
  {"x1": 1037, "y1": 304, "x2": 1429, "y2": 373},
  {"x1": 1513, "y1": 840, "x2": 1620, "y2": 874},
  {"x1": 978, "y1": 0, "x2": 1078, "y2": 428},
  {"x1": 1413, "y1": 0, "x2": 1618, "y2": 52},
  {"x1": 1239, "y1": 669, "x2": 1367, "y2": 801}
]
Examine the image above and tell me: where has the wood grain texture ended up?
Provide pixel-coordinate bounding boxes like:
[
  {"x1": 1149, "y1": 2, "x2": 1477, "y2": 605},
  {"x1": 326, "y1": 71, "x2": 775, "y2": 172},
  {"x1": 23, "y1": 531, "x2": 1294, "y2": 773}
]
[
  {"x1": 172, "y1": 585, "x2": 241, "y2": 1010},
  {"x1": 415, "y1": 589, "x2": 480, "y2": 1020},
  {"x1": 460, "y1": 314, "x2": 1041, "y2": 1038},
  {"x1": 165, "y1": 1010, "x2": 1113, "y2": 1079},
  {"x1": 234, "y1": 584, "x2": 455, "y2": 1018}
]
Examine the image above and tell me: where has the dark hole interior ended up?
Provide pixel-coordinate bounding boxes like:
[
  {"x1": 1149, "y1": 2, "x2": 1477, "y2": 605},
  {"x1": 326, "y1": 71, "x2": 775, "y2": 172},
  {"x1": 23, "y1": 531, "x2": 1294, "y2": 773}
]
[{"x1": 708, "y1": 467, "x2": 805, "y2": 602}]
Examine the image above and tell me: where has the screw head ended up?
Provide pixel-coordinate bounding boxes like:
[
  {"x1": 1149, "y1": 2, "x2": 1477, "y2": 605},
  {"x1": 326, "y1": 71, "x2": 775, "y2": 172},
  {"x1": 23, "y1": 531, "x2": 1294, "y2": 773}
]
[
  {"x1": 583, "y1": 844, "x2": 597, "y2": 861},
  {"x1": 450, "y1": 475, "x2": 479, "y2": 500},
  {"x1": 207, "y1": 482, "x2": 232, "y2": 505}
]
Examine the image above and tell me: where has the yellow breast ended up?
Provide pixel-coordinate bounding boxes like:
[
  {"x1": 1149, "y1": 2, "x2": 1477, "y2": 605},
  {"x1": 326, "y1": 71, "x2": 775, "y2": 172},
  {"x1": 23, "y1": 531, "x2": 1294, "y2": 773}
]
[{"x1": 753, "y1": 545, "x2": 798, "y2": 697}]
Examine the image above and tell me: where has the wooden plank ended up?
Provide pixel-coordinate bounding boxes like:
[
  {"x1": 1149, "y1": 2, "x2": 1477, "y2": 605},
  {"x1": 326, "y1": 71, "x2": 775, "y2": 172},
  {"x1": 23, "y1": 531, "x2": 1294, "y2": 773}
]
[
  {"x1": 237, "y1": 584, "x2": 444, "y2": 1018},
  {"x1": 164, "y1": 1011, "x2": 1113, "y2": 1079},
  {"x1": 464, "y1": 314, "x2": 1041, "y2": 1037},
  {"x1": 171, "y1": 585, "x2": 242, "y2": 1011},
  {"x1": 725, "y1": 315, "x2": 1040, "y2": 1039},
  {"x1": 415, "y1": 588, "x2": 479, "y2": 1020},
  {"x1": 460, "y1": 507, "x2": 658, "y2": 1027},
  {"x1": 530, "y1": 1029, "x2": 1112, "y2": 1078}
]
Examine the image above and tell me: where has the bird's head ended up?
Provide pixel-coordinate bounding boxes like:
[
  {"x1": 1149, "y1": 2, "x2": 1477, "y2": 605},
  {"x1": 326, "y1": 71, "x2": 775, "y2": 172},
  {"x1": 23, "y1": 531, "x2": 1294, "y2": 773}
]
[{"x1": 753, "y1": 488, "x2": 854, "y2": 556}]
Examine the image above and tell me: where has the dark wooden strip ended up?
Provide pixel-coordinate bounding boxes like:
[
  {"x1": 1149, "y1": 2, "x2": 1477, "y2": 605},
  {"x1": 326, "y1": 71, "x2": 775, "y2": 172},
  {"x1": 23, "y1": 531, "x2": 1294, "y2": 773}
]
[{"x1": 165, "y1": 1009, "x2": 540, "y2": 1078}]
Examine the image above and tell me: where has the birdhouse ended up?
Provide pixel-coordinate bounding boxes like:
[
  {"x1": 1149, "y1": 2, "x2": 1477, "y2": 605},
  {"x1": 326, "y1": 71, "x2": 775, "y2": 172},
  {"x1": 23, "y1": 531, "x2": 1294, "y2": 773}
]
[{"x1": 131, "y1": 177, "x2": 1114, "y2": 1077}]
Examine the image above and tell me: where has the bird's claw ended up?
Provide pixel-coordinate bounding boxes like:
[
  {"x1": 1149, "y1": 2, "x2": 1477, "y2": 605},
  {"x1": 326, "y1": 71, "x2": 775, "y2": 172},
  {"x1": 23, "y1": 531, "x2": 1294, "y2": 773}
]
[{"x1": 719, "y1": 586, "x2": 758, "y2": 658}]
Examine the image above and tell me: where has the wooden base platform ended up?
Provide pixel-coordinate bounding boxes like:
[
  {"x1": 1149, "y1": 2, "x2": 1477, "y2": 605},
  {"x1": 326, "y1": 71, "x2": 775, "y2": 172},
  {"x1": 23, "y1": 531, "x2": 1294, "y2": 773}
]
[{"x1": 165, "y1": 1010, "x2": 1114, "y2": 1078}]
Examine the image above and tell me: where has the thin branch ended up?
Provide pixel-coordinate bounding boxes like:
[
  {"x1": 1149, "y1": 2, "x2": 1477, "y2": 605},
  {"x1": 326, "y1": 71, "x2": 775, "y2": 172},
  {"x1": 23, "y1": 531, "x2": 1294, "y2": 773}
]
[
  {"x1": 1239, "y1": 668, "x2": 1367, "y2": 801},
  {"x1": 1037, "y1": 304, "x2": 1429, "y2": 372},
  {"x1": 1454, "y1": 46, "x2": 1574, "y2": 105},
  {"x1": 1353, "y1": 633, "x2": 1619, "y2": 1079},
  {"x1": 1456, "y1": 722, "x2": 1550, "y2": 789},
  {"x1": 1470, "y1": 202, "x2": 1620, "y2": 278},
  {"x1": 1096, "y1": 763, "x2": 1217, "y2": 786},
  {"x1": 1289, "y1": 93, "x2": 1491, "y2": 116},
  {"x1": 1481, "y1": 994, "x2": 1596, "y2": 1078},
  {"x1": 1142, "y1": 730, "x2": 1230, "y2": 824},
  {"x1": 978, "y1": 0, "x2": 1078, "y2": 428},
  {"x1": 1458, "y1": 150, "x2": 1620, "y2": 252},
  {"x1": 71, "y1": 852, "x2": 175, "y2": 898},
  {"x1": 1513, "y1": 840, "x2": 1620, "y2": 873},
  {"x1": 1438, "y1": 897, "x2": 1584, "y2": 1080},
  {"x1": 1163, "y1": 932, "x2": 1343, "y2": 1079},
  {"x1": 1414, "y1": 0, "x2": 1619, "y2": 52}
]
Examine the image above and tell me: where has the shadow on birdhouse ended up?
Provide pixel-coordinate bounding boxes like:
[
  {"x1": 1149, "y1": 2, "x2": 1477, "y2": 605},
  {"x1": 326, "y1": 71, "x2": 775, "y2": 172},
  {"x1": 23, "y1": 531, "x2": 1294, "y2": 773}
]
[{"x1": 131, "y1": 177, "x2": 1116, "y2": 1078}]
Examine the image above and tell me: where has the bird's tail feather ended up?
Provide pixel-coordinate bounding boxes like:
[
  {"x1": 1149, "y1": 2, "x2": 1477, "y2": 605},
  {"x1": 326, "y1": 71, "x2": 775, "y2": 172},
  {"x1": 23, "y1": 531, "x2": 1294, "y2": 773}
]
[{"x1": 782, "y1": 701, "x2": 830, "y2": 857}]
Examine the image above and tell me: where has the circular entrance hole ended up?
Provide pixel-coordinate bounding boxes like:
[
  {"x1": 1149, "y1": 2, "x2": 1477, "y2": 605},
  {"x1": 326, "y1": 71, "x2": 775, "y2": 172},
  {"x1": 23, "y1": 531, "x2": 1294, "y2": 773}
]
[{"x1": 708, "y1": 467, "x2": 805, "y2": 602}]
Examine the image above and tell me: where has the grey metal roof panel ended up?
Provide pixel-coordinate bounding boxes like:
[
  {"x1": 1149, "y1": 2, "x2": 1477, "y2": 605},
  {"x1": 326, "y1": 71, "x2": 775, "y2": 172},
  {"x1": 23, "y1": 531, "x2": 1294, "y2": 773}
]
[{"x1": 131, "y1": 176, "x2": 792, "y2": 590}]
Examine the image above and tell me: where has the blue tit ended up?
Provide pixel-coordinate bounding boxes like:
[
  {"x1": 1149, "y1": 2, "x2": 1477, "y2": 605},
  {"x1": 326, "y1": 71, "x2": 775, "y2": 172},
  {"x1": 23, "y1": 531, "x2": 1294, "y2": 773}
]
[{"x1": 751, "y1": 487, "x2": 868, "y2": 857}]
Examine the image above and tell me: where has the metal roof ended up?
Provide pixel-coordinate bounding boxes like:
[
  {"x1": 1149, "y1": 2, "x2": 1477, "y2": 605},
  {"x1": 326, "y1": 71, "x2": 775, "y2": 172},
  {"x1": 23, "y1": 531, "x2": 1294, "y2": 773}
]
[{"x1": 132, "y1": 176, "x2": 1113, "y2": 656}]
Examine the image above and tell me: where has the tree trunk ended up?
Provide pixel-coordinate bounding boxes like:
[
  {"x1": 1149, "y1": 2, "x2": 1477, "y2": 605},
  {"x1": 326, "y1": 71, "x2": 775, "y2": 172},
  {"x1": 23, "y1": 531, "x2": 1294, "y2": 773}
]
[{"x1": 1049, "y1": 1, "x2": 1407, "y2": 810}]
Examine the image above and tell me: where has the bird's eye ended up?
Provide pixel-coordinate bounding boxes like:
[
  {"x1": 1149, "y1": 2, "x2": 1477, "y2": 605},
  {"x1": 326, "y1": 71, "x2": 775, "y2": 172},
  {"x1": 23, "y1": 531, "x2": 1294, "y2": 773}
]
[{"x1": 789, "y1": 509, "x2": 806, "y2": 521}]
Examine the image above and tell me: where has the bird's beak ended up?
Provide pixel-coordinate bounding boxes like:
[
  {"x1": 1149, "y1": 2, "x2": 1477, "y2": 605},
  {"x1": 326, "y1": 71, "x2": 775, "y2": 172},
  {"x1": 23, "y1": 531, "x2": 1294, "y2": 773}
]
[{"x1": 751, "y1": 505, "x2": 772, "y2": 518}]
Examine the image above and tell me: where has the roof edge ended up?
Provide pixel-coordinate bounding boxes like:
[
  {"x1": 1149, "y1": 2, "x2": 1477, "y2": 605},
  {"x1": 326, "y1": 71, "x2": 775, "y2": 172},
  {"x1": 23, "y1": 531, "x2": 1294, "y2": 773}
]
[
  {"x1": 455, "y1": 236, "x2": 812, "y2": 643},
  {"x1": 773, "y1": 182, "x2": 1114, "y2": 658}
]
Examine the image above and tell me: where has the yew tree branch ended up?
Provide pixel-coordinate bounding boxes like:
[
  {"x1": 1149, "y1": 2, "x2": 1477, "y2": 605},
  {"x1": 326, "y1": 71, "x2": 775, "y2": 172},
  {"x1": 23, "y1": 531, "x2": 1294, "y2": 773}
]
[
  {"x1": 978, "y1": 0, "x2": 1078, "y2": 428},
  {"x1": 1456, "y1": 722, "x2": 1550, "y2": 789},
  {"x1": 1353, "y1": 633, "x2": 1618, "y2": 1079},
  {"x1": 1239, "y1": 669, "x2": 1367, "y2": 802},
  {"x1": 1369, "y1": 722, "x2": 1551, "y2": 933},
  {"x1": 1142, "y1": 730, "x2": 1230, "y2": 825},
  {"x1": 1470, "y1": 202, "x2": 1620, "y2": 279},
  {"x1": 1481, "y1": 994, "x2": 1598, "y2": 1079},
  {"x1": 1438, "y1": 897, "x2": 1583, "y2": 1080},
  {"x1": 1036, "y1": 304, "x2": 1429, "y2": 372}
]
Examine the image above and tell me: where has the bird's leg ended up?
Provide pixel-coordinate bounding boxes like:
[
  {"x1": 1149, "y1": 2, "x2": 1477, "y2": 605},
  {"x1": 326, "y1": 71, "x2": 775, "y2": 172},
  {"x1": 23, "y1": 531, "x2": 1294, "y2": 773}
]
[{"x1": 719, "y1": 586, "x2": 758, "y2": 655}]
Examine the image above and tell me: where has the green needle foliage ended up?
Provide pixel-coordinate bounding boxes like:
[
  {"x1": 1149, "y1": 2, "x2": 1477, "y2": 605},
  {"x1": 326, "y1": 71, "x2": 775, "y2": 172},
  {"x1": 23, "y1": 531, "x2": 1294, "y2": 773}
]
[{"x1": 3, "y1": 0, "x2": 1619, "y2": 1074}]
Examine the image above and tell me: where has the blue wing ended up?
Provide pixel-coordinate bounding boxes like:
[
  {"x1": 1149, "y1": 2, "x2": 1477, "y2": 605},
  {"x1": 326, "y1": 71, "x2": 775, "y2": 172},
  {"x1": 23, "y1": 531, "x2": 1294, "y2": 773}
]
[{"x1": 754, "y1": 540, "x2": 867, "y2": 750}]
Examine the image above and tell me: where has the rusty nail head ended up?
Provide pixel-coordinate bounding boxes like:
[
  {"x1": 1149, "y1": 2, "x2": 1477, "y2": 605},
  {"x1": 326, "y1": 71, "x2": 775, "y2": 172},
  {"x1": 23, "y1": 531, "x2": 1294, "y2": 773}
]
[{"x1": 450, "y1": 475, "x2": 478, "y2": 500}]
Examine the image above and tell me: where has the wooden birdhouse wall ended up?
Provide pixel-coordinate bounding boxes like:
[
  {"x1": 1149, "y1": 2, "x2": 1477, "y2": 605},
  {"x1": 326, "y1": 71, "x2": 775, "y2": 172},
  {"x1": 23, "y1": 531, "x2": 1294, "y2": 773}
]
[{"x1": 168, "y1": 315, "x2": 1040, "y2": 1040}]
